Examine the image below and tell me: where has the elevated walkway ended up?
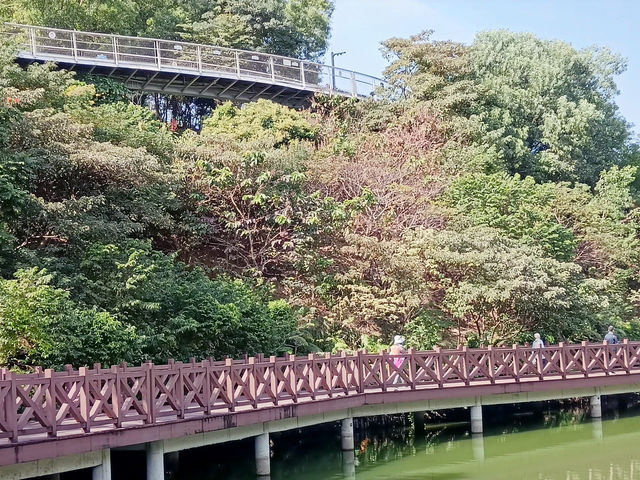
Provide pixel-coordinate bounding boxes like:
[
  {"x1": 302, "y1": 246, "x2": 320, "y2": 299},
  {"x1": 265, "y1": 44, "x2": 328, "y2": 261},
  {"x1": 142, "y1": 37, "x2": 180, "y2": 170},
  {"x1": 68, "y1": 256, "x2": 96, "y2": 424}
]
[{"x1": 4, "y1": 24, "x2": 386, "y2": 107}]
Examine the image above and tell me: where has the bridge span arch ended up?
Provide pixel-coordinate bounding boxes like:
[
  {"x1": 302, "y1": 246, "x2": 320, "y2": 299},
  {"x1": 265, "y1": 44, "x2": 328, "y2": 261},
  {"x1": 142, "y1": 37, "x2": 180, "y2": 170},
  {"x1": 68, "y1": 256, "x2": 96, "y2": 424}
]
[
  {"x1": 4, "y1": 24, "x2": 387, "y2": 107},
  {"x1": 0, "y1": 341, "x2": 639, "y2": 478}
]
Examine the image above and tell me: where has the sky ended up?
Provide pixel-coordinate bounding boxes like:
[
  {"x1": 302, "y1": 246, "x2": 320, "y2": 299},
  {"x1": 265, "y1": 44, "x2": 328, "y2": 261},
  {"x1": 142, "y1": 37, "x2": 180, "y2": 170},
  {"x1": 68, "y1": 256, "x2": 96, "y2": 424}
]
[{"x1": 324, "y1": 0, "x2": 639, "y2": 136}]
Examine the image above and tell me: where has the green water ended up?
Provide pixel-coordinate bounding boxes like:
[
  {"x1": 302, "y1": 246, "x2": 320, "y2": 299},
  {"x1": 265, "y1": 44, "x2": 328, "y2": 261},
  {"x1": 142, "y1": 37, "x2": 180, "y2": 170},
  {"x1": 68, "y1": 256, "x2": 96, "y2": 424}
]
[{"x1": 167, "y1": 401, "x2": 640, "y2": 480}]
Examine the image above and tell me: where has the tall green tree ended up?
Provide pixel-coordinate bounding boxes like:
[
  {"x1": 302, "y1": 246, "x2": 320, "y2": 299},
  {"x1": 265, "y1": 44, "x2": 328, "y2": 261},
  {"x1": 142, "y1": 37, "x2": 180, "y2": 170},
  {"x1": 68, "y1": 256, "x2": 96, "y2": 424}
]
[{"x1": 383, "y1": 30, "x2": 634, "y2": 185}]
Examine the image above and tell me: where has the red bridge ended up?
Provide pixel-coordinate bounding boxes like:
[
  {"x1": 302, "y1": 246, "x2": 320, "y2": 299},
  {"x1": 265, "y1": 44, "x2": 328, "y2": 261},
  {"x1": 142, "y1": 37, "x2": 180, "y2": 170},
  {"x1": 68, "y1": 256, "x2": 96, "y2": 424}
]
[{"x1": 1, "y1": 341, "x2": 639, "y2": 479}]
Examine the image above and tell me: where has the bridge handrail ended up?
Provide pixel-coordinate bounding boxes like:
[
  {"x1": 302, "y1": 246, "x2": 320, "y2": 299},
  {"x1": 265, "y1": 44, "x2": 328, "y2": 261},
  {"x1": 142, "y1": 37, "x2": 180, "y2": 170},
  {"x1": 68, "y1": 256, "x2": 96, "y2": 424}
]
[
  {"x1": 2, "y1": 23, "x2": 388, "y2": 98},
  {"x1": 0, "y1": 340, "x2": 636, "y2": 443}
]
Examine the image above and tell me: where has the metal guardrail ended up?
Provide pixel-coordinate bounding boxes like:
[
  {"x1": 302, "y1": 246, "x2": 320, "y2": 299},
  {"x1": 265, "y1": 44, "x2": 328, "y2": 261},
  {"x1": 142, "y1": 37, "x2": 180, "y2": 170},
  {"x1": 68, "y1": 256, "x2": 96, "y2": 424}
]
[{"x1": 3, "y1": 23, "x2": 386, "y2": 98}]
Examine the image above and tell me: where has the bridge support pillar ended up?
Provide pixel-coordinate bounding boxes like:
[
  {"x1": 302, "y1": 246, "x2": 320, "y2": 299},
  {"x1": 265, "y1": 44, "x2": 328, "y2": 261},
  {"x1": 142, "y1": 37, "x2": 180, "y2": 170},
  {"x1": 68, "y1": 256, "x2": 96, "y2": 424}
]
[
  {"x1": 590, "y1": 395, "x2": 602, "y2": 418},
  {"x1": 92, "y1": 449, "x2": 111, "y2": 480},
  {"x1": 146, "y1": 441, "x2": 165, "y2": 480},
  {"x1": 470, "y1": 403, "x2": 483, "y2": 434},
  {"x1": 341, "y1": 417, "x2": 355, "y2": 451},
  {"x1": 255, "y1": 432, "x2": 270, "y2": 477}
]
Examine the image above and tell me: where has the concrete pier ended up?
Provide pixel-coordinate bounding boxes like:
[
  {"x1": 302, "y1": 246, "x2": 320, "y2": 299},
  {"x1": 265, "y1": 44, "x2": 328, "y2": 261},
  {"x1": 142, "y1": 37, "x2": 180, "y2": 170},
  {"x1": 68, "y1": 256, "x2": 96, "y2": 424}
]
[
  {"x1": 590, "y1": 395, "x2": 602, "y2": 418},
  {"x1": 146, "y1": 441, "x2": 165, "y2": 480},
  {"x1": 342, "y1": 449, "x2": 356, "y2": 479},
  {"x1": 341, "y1": 417, "x2": 355, "y2": 451},
  {"x1": 470, "y1": 403, "x2": 483, "y2": 434},
  {"x1": 471, "y1": 433, "x2": 485, "y2": 461},
  {"x1": 255, "y1": 432, "x2": 271, "y2": 477},
  {"x1": 92, "y1": 449, "x2": 111, "y2": 480}
]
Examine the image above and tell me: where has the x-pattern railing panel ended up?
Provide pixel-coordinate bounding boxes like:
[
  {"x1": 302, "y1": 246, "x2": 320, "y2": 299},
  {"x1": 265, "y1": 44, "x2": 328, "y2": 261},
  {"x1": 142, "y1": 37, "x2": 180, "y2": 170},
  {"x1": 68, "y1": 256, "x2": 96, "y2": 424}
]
[{"x1": 0, "y1": 341, "x2": 638, "y2": 442}]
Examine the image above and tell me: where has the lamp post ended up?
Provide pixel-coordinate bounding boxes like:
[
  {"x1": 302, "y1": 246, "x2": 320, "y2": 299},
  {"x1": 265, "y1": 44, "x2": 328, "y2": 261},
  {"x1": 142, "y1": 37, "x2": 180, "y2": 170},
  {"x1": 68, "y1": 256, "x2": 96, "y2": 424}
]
[{"x1": 331, "y1": 50, "x2": 346, "y2": 92}]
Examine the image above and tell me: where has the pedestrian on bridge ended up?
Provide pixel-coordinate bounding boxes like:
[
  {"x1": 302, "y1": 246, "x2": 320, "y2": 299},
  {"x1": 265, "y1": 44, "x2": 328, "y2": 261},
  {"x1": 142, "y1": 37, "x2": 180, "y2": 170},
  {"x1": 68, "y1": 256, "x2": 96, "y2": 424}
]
[
  {"x1": 604, "y1": 326, "x2": 619, "y2": 345},
  {"x1": 390, "y1": 335, "x2": 406, "y2": 384},
  {"x1": 532, "y1": 333, "x2": 544, "y2": 349},
  {"x1": 532, "y1": 333, "x2": 544, "y2": 368}
]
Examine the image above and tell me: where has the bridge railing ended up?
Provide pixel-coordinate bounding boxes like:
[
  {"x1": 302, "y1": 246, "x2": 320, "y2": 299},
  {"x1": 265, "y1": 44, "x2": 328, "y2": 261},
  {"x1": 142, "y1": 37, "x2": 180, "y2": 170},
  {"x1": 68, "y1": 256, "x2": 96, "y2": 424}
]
[
  {"x1": 3, "y1": 24, "x2": 386, "y2": 98},
  {"x1": 0, "y1": 341, "x2": 637, "y2": 443}
]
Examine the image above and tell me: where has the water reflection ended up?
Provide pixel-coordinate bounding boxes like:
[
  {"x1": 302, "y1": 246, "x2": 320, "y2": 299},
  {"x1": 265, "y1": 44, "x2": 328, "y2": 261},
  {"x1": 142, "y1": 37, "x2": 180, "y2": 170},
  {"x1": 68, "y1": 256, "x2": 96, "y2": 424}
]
[
  {"x1": 172, "y1": 400, "x2": 640, "y2": 480},
  {"x1": 471, "y1": 433, "x2": 485, "y2": 461},
  {"x1": 592, "y1": 417, "x2": 603, "y2": 442},
  {"x1": 342, "y1": 450, "x2": 355, "y2": 479}
]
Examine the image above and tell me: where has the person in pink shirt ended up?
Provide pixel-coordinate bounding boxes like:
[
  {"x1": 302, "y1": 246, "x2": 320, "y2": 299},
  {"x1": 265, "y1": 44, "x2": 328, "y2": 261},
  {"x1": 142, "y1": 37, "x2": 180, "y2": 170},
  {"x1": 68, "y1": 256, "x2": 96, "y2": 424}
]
[{"x1": 390, "y1": 335, "x2": 406, "y2": 384}]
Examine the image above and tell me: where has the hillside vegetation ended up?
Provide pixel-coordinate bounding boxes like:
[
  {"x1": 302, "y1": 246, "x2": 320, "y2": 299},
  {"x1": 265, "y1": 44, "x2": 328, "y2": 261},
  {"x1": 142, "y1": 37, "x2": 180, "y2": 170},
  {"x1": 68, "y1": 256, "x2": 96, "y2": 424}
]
[{"x1": 0, "y1": 23, "x2": 639, "y2": 369}]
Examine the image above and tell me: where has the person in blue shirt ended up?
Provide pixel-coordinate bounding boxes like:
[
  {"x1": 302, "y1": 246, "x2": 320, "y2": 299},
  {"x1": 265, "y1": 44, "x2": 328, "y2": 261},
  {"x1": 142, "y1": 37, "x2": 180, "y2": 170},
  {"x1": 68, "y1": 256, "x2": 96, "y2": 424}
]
[{"x1": 604, "y1": 326, "x2": 619, "y2": 344}]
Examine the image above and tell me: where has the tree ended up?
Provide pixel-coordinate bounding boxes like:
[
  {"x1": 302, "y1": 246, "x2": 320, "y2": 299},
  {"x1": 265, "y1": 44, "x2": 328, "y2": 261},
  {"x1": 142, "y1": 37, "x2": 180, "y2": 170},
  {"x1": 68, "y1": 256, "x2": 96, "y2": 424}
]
[
  {"x1": 181, "y1": 0, "x2": 333, "y2": 60},
  {"x1": 383, "y1": 30, "x2": 634, "y2": 185},
  {"x1": 0, "y1": 268, "x2": 140, "y2": 370},
  {"x1": 405, "y1": 227, "x2": 609, "y2": 345},
  {"x1": 5, "y1": 0, "x2": 334, "y2": 61},
  {"x1": 58, "y1": 241, "x2": 299, "y2": 361},
  {"x1": 443, "y1": 172, "x2": 577, "y2": 261}
]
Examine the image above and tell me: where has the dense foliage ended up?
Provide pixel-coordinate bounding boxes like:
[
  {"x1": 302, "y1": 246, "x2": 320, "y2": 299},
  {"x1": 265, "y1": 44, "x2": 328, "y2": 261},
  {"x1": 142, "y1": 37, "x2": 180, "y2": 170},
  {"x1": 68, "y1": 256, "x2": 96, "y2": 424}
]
[
  {"x1": 5, "y1": 0, "x2": 333, "y2": 61},
  {"x1": 1, "y1": 24, "x2": 640, "y2": 370}
]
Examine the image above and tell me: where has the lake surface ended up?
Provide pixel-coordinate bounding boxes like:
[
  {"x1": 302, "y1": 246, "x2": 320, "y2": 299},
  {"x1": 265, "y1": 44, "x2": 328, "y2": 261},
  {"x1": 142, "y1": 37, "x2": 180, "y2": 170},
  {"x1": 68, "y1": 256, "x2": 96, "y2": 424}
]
[{"x1": 168, "y1": 398, "x2": 640, "y2": 480}]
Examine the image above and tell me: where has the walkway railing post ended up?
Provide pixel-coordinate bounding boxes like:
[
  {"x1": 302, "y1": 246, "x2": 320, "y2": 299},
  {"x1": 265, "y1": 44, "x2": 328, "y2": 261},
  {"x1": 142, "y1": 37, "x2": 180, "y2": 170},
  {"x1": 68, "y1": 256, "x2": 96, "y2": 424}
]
[
  {"x1": 434, "y1": 346, "x2": 443, "y2": 387},
  {"x1": 488, "y1": 346, "x2": 496, "y2": 384},
  {"x1": 350, "y1": 71, "x2": 357, "y2": 97},
  {"x1": 308, "y1": 353, "x2": 316, "y2": 400},
  {"x1": 235, "y1": 52, "x2": 240, "y2": 77},
  {"x1": 408, "y1": 348, "x2": 417, "y2": 389},
  {"x1": 248, "y1": 357, "x2": 257, "y2": 408},
  {"x1": 381, "y1": 350, "x2": 388, "y2": 391},
  {"x1": 269, "y1": 56, "x2": 275, "y2": 82},
  {"x1": 196, "y1": 45, "x2": 202, "y2": 73},
  {"x1": 558, "y1": 342, "x2": 567, "y2": 379},
  {"x1": 112, "y1": 36, "x2": 118, "y2": 65},
  {"x1": 204, "y1": 358, "x2": 212, "y2": 415},
  {"x1": 29, "y1": 27, "x2": 36, "y2": 56},
  {"x1": 581, "y1": 341, "x2": 588, "y2": 377},
  {"x1": 462, "y1": 346, "x2": 470, "y2": 386},
  {"x1": 356, "y1": 350, "x2": 365, "y2": 393},
  {"x1": 154, "y1": 40, "x2": 161, "y2": 69},
  {"x1": 623, "y1": 338, "x2": 630, "y2": 373},
  {"x1": 71, "y1": 31, "x2": 78, "y2": 61},
  {"x1": 512, "y1": 344, "x2": 520, "y2": 382},
  {"x1": 269, "y1": 355, "x2": 278, "y2": 406},
  {"x1": 603, "y1": 340, "x2": 610, "y2": 375},
  {"x1": 300, "y1": 62, "x2": 306, "y2": 89},
  {"x1": 111, "y1": 365, "x2": 122, "y2": 428},
  {"x1": 144, "y1": 361, "x2": 155, "y2": 424},
  {"x1": 536, "y1": 345, "x2": 543, "y2": 380},
  {"x1": 5, "y1": 371, "x2": 17, "y2": 442},
  {"x1": 79, "y1": 366, "x2": 90, "y2": 432},
  {"x1": 225, "y1": 357, "x2": 234, "y2": 411},
  {"x1": 44, "y1": 369, "x2": 56, "y2": 437}
]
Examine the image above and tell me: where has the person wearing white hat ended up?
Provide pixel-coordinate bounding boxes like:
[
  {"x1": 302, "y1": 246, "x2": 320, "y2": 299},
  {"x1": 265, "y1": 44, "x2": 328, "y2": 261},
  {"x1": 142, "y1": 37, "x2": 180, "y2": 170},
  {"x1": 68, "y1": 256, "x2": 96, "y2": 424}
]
[{"x1": 390, "y1": 335, "x2": 406, "y2": 385}]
